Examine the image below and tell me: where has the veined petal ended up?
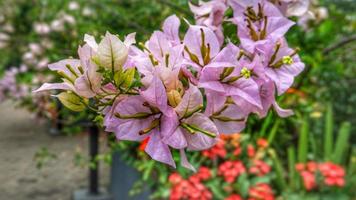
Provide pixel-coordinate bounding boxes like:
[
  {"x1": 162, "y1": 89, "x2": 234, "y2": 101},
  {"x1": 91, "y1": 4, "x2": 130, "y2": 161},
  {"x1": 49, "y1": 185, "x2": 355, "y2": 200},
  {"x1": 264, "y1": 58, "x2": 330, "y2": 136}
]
[
  {"x1": 180, "y1": 149, "x2": 196, "y2": 172},
  {"x1": 97, "y1": 31, "x2": 128, "y2": 71},
  {"x1": 175, "y1": 85, "x2": 203, "y2": 118},
  {"x1": 145, "y1": 130, "x2": 176, "y2": 168},
  {"x1": 48, "y1": 59, "x2": 81, "y2": 79},
  {"x1": 162, "y1": 15, "x2": 181, "y2": 44},
  {"x1": 124, "y1": 32, "x2": 136, "y2": 47},
  {"x1": 183, "y1": 25, "x2": 220, "y2": 65},
  {"x1": 84, "y1": 34, "x2": 98, "y2": 51},
  {"x1": 74, "y1": 76, "x2": 96, "y2": 98},
  {"x1": 33, "y1": 82, "x2": 74, "y2": 93},
  {"x1": 183, "y1": 113, "x2": 219, "y2": 150},
  {"x1": 140, "y1": 76, "x2": 168, "y2": 114}
]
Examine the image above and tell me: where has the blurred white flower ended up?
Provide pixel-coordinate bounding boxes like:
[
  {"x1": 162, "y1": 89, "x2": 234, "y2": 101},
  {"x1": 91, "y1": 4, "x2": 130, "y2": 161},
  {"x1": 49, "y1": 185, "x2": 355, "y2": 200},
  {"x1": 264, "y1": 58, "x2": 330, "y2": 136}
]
[
  {"x1": 0, "y1": 33, "x2": 10, "y2": 41},
  {"x1": 29, "y1": 43, "x2": 43, "y2": 55},
  {"x1": 37, "y1": 58, "x2": 50, "y2": 69},
  {"x1": 41, "y1": 39, "x2": 54, "y2": 49},
  {"x1": 34, "y1": 23, "x2": 51, "y2": 35},
  {"x1": 68, "y1": 1, "x2": 80, "y2": 10},
  {"x1": 9, "y1": 67, "x2": 19, "y2": 74},
  {"x1": 19, "y1": 64, "x2": 28, "y2": 73},
  {"x1": 315, "y1": 7, "x2": 328, "y2": 21},
  {"x1": 284, "y1": 0, "x2": 310, "y2": 17},
  {"x1": 298, "y1": 11, "x2": 315, "y2": 30},
  {"x1": 23, "y1": 52, "x2": 35, "y2": 61},
  {"x1": 50, "y1": 19, "x2": 65, "y2": 32},
  {"x1": 82, "y1": 7, "x2": 93, "y2": 16},
  {"x1": 3, "y1": 24, "x2": 14, "y2": 33},
  {"x1": 62, "y1": 14, "x2": 76, "y2": 25},
  {"x1": 0, "y1": 41, "x2": 7, "y2": 49}
]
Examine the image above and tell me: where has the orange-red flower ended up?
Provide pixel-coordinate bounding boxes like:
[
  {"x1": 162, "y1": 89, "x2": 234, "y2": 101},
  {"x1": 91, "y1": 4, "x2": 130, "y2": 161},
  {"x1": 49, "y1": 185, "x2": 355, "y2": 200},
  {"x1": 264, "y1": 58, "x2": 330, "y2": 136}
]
[
  {"x1": 248, "y1": 145, "x2": 256, "y2": 158},
  {"x1": 257, "y1": 138, "x2": 269, "y2": 148},
  {"x1": 225, "y1": 194, "x2": 243, "y2": 200},
  {"x1": 249, "y1": 160, "x2": 271, "y2": 176},
  {"x1": 138, "y1": 137, "x2": 150, "y2": 151},
  {"x1": 218, "y1": 161, "x2": 246, "y2": 183},
  {"x1": 248, "y1": 183, "x2": 275, "y2": 200},
  {"x1": 202, "y1": 140, "x2": 227, "y2": 160},
  {"x1": 319, "y1": 162, "x2": 345, "y2": 187}
]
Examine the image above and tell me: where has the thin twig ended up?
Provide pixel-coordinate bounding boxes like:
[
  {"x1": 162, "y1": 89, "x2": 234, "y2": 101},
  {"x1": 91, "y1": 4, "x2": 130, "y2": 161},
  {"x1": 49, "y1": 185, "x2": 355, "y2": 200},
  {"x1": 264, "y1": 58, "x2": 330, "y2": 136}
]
[{"x1": 323, "y1": 34, "x2": 356, "y2": 55}]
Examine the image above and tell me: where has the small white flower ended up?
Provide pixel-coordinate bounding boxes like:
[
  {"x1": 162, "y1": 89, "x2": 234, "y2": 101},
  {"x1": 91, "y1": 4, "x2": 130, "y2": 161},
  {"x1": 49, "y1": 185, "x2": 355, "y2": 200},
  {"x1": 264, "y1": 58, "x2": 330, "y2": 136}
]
[
  {"x1": 68, "y1": 1, "x2": 80, "y2": 10},
  {"x1": 34, "y1": 23, "x2": 51, "y2": 35},
  {"x1": 82, "y1": 7, "x2": 93, "y2": 16},
  {"x1": 62, "y1": 14, "x2": 76, "y2": 25},
  {"x1": 50, "y1": 19, "x2": 65, "y2": 32},
  {"x1": 0, "y1": 33, "x2": 10, "y2": 41},
  {"x1": 19, "y1": 64, "x2": 28, "y2": 73},
  {"x1": 315, "y1": 7, "x2": 328, "y2": 20},
  {"x1": 0, "y1": 41, "x2": 7, "y2": 49},
  {"x1": 29, "y1": 43, "x2": 43, "y2": 55},
  {"x1": 3, "y1": 24, "x2": 14, "y2": 33},
  {"x1": 37, "y1": 58, "x2": 50, "y2": 69},
  {"x1": 23, "y1": 52, "x2": 35, "y2": 61}
]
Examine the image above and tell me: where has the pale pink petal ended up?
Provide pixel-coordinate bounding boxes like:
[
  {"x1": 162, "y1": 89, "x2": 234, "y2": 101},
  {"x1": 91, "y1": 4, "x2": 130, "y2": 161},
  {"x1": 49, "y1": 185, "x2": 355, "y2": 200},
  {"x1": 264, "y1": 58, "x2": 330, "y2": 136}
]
[
  {"x1": 33, "y1": 83, "x2": 74, "y2": 93},
  {"x1": 140, "y1": 76, "x2": 168, "y2": 114},
  {"x1": 162, "y1": 15, "x2": 181, "y2": 44},
  {"x1": 145, "y1": 130, "x2": 176, "y2": 168},
  {"x1": 180, "y1": 149, "x2": 196, "y2": 172},
  {"x1": 124, "y1": 32, "x2": 136, "y2": 47},
  {"x1": 175, "y1": 85, "x2": 203, "y2": 118},
  {"x1": 48, "y1": 59, "x2": 81, "y2": 79},
  {"x1": 273, "y1": 102, "x2": 294, "y2": 117},
  {"x1": 74, "y1": 76, "x2": 96, "y2": 98},
  {"x1": 183, "y1": 25, "x2": 220, "y2": 64},
  {"x1": 183, "y1": 113, "x2": 219, "y2": 150}
]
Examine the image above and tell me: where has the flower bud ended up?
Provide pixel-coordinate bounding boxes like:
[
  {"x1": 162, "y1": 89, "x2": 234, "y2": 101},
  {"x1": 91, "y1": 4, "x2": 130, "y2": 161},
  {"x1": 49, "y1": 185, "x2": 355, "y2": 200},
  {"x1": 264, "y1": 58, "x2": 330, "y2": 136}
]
[{"x1": 167, "y1": 90, "x2": 182, "y2": 107}]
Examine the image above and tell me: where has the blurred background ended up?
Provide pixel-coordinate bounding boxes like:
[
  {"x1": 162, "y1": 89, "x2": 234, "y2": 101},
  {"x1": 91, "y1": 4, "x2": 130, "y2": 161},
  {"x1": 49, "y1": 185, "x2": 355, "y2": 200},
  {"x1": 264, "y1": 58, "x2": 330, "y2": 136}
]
[{"x1": 0, "y1": 0, "x2": 355, "y2": 200}]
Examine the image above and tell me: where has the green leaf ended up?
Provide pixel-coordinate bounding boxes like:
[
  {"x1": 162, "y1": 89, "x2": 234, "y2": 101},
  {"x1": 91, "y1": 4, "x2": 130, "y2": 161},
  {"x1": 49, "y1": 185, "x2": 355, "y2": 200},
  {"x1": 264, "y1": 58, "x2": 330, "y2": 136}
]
[
  {"x1": 269, "y1": 149, "x2": 287, "y2": 190},
  {"x1": 206, "y1": 180, "x2": 225, "y2": 199},
  {"x1": 298, "y1": 120, "x2": 309, "y2": 163},
  {"x1": 237, "y1": 173, "x2": 250, "y2": 197},
  {"x1": 56, "y1": 92, "x2": 87, "y2": 112},
  {"x1": 287, "y1": 146, "x2": 296, "y2": 190},
  {"x1": 123, "y1": 68, "x2": 136, "y2": 88},
  {"x1": 324, "y1": 103, "x2": 333, "y2": 160},
  {"x1": 260, "y1": 112, "x2": 272, "y2": 137},
  {"x1": 332, "y1": 122, "x2": 351, "y2": 164},
  {"x1": 267, "y1": 119, "x2": 280, "y2": 144},
  {"x1": 142, "y1": 160, "x2": 155, "y2": 181}
]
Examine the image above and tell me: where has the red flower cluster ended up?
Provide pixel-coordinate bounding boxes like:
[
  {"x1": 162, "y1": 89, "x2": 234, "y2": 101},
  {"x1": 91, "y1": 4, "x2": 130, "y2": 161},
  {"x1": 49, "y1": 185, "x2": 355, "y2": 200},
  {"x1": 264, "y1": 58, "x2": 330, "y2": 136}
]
[
  {"x1": 169, "y1": 167, "x2": 212, "y2": 200},
  {"x1": 218, "y1": 161, "x2": 246, "y2": 183},
  {"x1": 319, "y1": 162, "x2": 345, "y2": 187},
  {"x1": 249, "y1": 160, "x2": 271, "y2": 176},
  {"x1": 295, "y1": 161, "x2": 345, "y2": 190},
  {"x1": 225, "y1": 194, "x2": 243, "y2": 200},
  {"x1": 247, "y1": 145, "x2": 256, "y2": 158},
  {"x1": 248, "y1": 183, "x2": 275, "y2": 200},
  {"x1": 257, "y1": 139, "x2": 268, "y2": 149},
  {"x1": 202, "y1": 139, "x2": 227, "y2": 160}
]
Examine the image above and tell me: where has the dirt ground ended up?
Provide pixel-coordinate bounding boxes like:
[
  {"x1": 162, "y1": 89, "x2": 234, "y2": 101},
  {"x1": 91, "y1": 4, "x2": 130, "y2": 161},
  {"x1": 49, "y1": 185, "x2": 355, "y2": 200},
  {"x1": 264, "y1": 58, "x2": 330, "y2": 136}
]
[{"x1": 0, "y1": 101, "x2": 110, "y2": 200}]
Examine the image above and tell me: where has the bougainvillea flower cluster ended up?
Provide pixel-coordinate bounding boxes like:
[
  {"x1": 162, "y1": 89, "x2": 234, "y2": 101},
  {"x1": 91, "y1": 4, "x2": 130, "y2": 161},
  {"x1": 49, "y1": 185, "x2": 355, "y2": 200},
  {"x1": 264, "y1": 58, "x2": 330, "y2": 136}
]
[
  {"x1": 35, "y1": 0, "x2": 304, "y2": 169},
  {"x1": 295, "y1": 161, "x2": 346, "y2": 190}
]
